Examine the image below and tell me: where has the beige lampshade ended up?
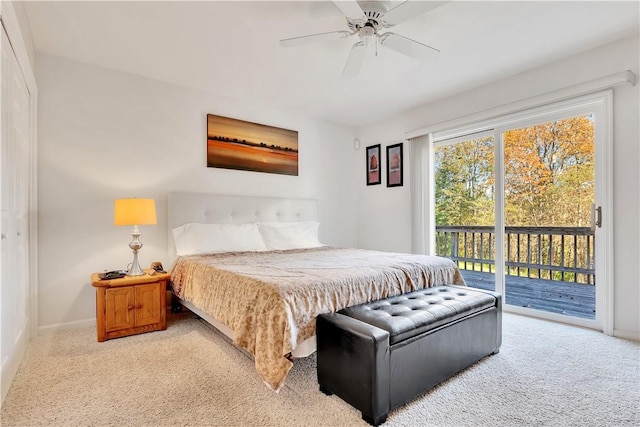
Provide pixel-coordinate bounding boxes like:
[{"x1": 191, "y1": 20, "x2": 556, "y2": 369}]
[{"x1": 114, "y1": 198, "x2": 157, "y2": 226}]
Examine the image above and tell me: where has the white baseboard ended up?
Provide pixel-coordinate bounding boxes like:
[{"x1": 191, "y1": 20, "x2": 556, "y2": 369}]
[
  {"x1": 37, "y1": 318, "x2": 95, "y2": 335},
  {"x1": 614, "y1": 328, "x2": 640, "y2": 342},
  {"x1": 1, "y1": 326, "x2": 29, "y2": 405}
]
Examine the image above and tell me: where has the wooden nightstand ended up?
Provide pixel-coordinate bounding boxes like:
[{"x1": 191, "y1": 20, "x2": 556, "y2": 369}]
[{"x1": 91, "y1": 269, "x2": 170, "y2": 342}]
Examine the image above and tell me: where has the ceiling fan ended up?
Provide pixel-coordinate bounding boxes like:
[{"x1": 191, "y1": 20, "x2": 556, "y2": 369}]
[{"x1": 279, "y1": 1, "x2": 446, "y2": 78}]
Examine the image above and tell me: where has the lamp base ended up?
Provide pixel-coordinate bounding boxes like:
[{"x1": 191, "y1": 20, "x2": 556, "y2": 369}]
[
  {"x1": 126, "y1": 251, "x2": 145, "y2": 276},
  {"x1": 126, "y1": 226, "x2": 146, "y2": 276}
]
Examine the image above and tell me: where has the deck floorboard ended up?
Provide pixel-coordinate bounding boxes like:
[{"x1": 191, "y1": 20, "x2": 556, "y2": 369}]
[{"x1": 460, "y1": 270, "x2": 596, "y2": 319}]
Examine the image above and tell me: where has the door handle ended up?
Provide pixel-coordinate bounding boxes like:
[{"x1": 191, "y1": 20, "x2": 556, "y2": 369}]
[{"x1": 591, "y1": 204, "x2": 602, "y2": 230}]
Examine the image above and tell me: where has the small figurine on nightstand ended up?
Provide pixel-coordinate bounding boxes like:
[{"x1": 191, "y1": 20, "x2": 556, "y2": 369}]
[{"x1": 150, "y1": 261, "x2": 166, "y2": 275}]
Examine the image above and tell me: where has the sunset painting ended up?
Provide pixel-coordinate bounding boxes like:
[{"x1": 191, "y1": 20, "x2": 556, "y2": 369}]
[{"x1": 207, "y1": 114, "x2": 298, "y2": 176}]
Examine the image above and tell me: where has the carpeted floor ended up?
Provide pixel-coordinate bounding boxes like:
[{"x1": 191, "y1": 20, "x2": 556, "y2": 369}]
[{"x1": 1, "y1": 311, "x2": 638, "y2": 426}]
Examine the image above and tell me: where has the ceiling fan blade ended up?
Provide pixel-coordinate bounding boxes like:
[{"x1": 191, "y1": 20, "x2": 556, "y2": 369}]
[
  {"x1": 383, "y1": 1, "x2": 449, "y2": 26},
  {"x1": 379, "y1": 32, "x2": 439, "y2": 61},
  {"x1": 342, "y1": 41, "x2": 369, "y2": 78},
  {"x1": 279, "y1": 30, "x2": 352, "y2": 48},
  {"x1": 333, "y1": 0, "x2": 366, "y2": 20}
]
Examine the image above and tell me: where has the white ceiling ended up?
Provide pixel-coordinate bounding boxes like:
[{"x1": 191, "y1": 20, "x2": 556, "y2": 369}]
[{"x1": 23, "y1": 1, "x2": 639, "y2": 128}]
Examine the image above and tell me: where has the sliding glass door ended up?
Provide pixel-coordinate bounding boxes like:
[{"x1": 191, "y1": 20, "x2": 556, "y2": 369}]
[{"x1": 431, "y1": 92, "x2": 609, "y2": 330}]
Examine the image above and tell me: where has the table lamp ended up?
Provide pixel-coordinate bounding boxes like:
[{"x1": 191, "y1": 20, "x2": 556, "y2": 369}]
[{"x1": 114, "y1": 198, "x2": 157, "y2": 276}]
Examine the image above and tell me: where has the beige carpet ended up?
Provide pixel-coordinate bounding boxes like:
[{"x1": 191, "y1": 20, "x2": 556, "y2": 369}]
[{"x1": 1, "y1": 311, "x2": 638, "y2": 426}]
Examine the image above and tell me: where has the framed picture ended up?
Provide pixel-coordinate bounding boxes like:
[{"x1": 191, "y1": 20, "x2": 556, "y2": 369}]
[
  {"x1": 207, "y1": 114, "x2": 298, "y2": 176},
  {"x1": 366, "y1": 144, "x2": 381, "y2": 186},
  {"x1": 386, "y1": 142, "x2": 403, "y2": 187}
]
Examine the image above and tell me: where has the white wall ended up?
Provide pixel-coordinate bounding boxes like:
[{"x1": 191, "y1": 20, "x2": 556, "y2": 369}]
[
  {"x1": 356, "y1": 36, "x2": 640, "y2": 340},
  {"x1": 9, "y1": 1, "x2": 35, "y2": 67},
  {"x1": 35, "y1": 53, "x2": 359, "y2": 331}
]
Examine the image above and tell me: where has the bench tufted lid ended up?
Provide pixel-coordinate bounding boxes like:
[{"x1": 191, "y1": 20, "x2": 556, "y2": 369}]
[{"x1": 338, "y1": 285, "x2": 497, "y2": 345}]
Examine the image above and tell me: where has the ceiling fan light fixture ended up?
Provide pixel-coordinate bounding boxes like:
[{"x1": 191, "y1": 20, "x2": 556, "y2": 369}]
[{"x1": 358, "y1": 26, "x2": 375, "y2": 45}]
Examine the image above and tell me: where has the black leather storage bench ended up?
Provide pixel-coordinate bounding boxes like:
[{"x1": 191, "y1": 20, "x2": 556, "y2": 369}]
[{"x1": 316, "y1": 285, "x2": 502, "y2": 426}]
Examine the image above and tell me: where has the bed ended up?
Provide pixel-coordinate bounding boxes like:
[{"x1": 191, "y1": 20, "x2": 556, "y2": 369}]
[{"x1": 167, "y1": 192, "x2": 465, "y2": 391}]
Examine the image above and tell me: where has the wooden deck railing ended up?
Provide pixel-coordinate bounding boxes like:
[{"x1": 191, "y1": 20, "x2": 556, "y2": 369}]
[{"x1": 436, "y1": 226, "x2": 595, "y2": 285}]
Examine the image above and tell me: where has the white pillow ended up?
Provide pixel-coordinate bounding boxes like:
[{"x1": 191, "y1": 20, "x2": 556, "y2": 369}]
[
  {"x1": 172, "y1": 223, "x2": 267, "y2": 256},
  {"x1": 258, "y1": 221, "x2": 323, "y2": 250}
]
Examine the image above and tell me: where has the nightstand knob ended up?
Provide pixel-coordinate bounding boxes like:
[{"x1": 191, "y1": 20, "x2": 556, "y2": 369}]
[
  {"x1": 136, "y1": 304, "x2": 143, "y2": 309},
  {"x1": 127, "y1": 304, "x2": 134, "y2": 311}
]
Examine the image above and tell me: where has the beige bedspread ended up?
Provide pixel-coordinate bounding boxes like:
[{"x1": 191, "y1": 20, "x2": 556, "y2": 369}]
[{"x1": 170, "y1": 246, "x2": 465, "y2": 391}]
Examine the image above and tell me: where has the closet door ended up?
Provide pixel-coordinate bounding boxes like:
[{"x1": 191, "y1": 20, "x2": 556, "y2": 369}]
[{"x1": 1, "y1": 24, "x2": 31, "y2": 376}]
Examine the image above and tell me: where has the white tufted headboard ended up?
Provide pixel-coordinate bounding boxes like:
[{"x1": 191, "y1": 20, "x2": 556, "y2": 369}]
[{"x1": 167, "y1": 192, "x2": 318, "y2": 263}]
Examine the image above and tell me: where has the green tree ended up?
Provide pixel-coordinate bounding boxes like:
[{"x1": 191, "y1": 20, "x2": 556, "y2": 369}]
[{"x1": 435, "y1": 137, "x2": 494, "y2": 226}]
